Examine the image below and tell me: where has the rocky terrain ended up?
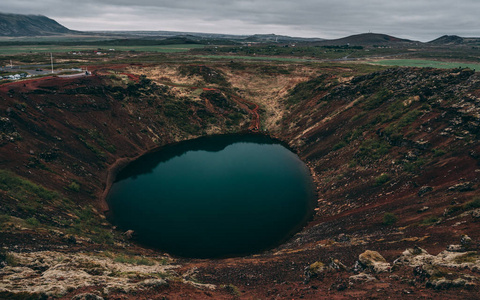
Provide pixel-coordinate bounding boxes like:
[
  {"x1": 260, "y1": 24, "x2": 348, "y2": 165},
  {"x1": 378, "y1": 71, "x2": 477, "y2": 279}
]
[{"x1": 0, "y1": 62, "x2": 479, "y2": 299}]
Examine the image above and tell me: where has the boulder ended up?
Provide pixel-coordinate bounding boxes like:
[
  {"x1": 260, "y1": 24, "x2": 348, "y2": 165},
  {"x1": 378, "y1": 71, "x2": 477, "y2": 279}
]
[
  {"x1": 304, "y1": 261, "x2": 326, "y2": 282},
  {"x1": 139, "y1": 278, "x2": 168, "y2": 288},
  {"x1": 418, "y1": 186, "x2": 433, "y2": 197},
  {"x1": 358, "y1": 250, "x2": 391, "y2": 273},
  {"x1": 304, "y1": 258, "x2": 347, "y2": 282},
  {"x1": 448, "y1": 182, "x2": 474, "y2": 192},
  {"x1": 393, "y1": 247, "x2": 433, "y2": 267},
  {"x1": 349, "y1": 272, "x2": 377, "y2": 283},
  {"x1": 123, "y1": 230, "x2": 135, "y2": 239},
  {"x1": 446, "y1": 244, "x2": 464, "y2": 252},
  {"x1": 335, "y1": 233, "x2": 350, "y2": 242},
  {"x1": 327, "y1": 258, "x2": 347, "y2": 271},
  {"x1": 426, "y1": 277, "x2": 468, "y2": 290},
  {"x1": 471, "y1": 209, "x2": 480, "y2": 219},
  {"x1": 460, "y1": 235, "x2": 472, "y2": 249}
]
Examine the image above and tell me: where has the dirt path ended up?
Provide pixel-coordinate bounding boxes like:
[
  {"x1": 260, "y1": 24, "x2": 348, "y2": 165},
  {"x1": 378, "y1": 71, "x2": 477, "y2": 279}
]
[{"x1": 228, "y1": 92, "x2": 260, "y2": 131}]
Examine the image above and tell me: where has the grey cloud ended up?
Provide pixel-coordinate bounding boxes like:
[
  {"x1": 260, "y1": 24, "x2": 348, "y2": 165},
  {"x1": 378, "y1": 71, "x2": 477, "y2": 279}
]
[{"x1": 1, "y1": 0, "x2": 480, "y2": 41}]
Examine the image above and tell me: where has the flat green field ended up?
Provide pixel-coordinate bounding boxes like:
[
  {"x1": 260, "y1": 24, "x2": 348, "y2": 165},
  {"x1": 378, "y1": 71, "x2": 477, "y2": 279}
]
[
  {"x1": 195, "y1": 55, "x2": 314, "y2": 63},
  {"x1": 372, "y1": 59, "x2": 480, "y2": 71},
  {"x1": 0, "y1": 44, "x2": 205, "y2": 55}
]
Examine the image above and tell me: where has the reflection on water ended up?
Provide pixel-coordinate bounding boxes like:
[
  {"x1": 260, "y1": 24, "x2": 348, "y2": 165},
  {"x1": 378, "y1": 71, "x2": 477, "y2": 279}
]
[{"x1": 107, "y1": 134, "x2": 316, "y2": 258}]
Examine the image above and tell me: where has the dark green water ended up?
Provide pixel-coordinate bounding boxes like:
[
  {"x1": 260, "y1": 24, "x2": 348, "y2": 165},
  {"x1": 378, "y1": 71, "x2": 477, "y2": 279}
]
[{"x1": 107, "y1": 135, "x2": 316, "y2": 258}]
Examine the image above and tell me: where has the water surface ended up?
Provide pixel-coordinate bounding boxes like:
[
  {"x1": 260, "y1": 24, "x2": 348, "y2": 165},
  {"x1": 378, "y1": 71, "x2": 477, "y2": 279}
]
[{"x1": 107, "y1": 135, "x2": 316, "y2": 258}]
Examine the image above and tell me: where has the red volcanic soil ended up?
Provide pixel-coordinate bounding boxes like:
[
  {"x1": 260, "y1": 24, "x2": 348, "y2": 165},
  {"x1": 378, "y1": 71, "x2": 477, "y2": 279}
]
[{"x1": 1, "y1": 66, "x2": 480, "y2": 299}]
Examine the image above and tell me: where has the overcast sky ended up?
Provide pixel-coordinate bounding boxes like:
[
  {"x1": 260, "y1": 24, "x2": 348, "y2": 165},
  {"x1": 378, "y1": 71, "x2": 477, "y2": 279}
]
[{"x1": 1, "y1": 1, "x2": 480, "y2": 41}]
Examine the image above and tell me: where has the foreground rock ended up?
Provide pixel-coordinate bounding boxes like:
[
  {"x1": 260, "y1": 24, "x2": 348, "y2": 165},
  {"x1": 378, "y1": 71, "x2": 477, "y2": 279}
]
[
  {"x1": 394, "y1": 244, "x2": 480, "y2": 290},
  {"x1": 356, "y1": 250, "x2": 391, "y2": 273},
  {"x1": 0, "y1": 250, "x2": 185, "y2": 298}
]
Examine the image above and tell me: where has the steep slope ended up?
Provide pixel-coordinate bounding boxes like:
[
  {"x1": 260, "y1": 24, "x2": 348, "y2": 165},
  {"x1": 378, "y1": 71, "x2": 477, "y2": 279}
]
[
  {"x1": 0, "y1": 12, "x2": 74, "y2": 36},
  {"x1": 0, "y1": 64, "x2": 480, "y2": 299}
]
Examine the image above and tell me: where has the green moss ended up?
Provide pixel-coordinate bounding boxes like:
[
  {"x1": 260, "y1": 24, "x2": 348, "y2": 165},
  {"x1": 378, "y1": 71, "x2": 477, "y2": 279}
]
[
  {"x1": 464, "y1": 197, "x2": 480, "y2": 210},
  {"x1": 432, "y1": 148, "x2": 446, "y2": 157},
  {"x1": 332, "y1": 141, "x2": 347, "y2": 151},
  {"x1": 421, "y1": 216, "x2": 440, "y2": 226},
  {"x1": 66, "y1": 181, "x2": 80, "y2": 193},
  {"x1": 454, "y1": 252, "x2": 480, "y2": 264},
  {"x1": 402, "y1": 158, "x2": 428, "y2": 174},
  {"x1": 25, "y1": 217, "x2": 40, "y2": 227},
  {"x1": 374, "y1": 173, "x2": 391, "y2": 186},
  {"x1": 67, "y1": 207, "x2": 114, "y2": 244},
  {"x1": 0, "y1": 214, "x2": 11, "y2": 228},
  {"x1": 363, "y1": 89, "x2": 392, "y2": 110},
  {"x1": 87, "y1": 129, "x2": 117, "y2": 153},
  {"x1": 445, "y1": 205, "x2": 463, "y2": 216},
  {"x1": 354, "y1": 138, "x2": 391, "y2": 164},
  {"x1": 0, "y1": 169, "x2": 60, "y2": 201},
  {"x1": 1, "y1": 250, "x2": 19, "y2": 267},
  {"x1": 221, "y1": 284, "x2": 241, "y2": 296},
  {"x1": 285, "y1": 75, "x2": 328, "y2": 106},
  {"x1": 382, "y1": 212, "x2": 398, "y2": 226},
  {"x1": 77, "y1": 135, "x2": 107, "y2": 160}
]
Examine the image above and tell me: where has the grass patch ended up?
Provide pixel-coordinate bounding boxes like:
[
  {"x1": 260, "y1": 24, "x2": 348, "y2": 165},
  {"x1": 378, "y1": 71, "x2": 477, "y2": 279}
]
[
  {"x1": 382, "y1": 213, "x2": 398, "y2": 226},
  {"x1": 402, "y1": 158, "x2": 428, "y2": 174},
  {"x1": 372, "y1": 59, "x2": 480, "y2": 71},
  {"x1": 354, "y1": 138, "x2": 391, "y2": 163},
  {"x1": 67, "y1": 207, "x2": 114, "y2": 244},
  {"x1": 221, "y1": 284, "x2": 241, "y2": 296},
  {"x1": 196, "y1": 54, "x2": 313, "y2": 63},
  {"x1": 454, "y1": 252, "x2": 480, "y2": 264},
  {"x1": 444, "y1": 197, "x2": 480, "y2": 216},
  {"x1": 464, "y1": 197, "x2": 480, "y2": 210},
  {"x1": 374, "y1": 173, "x2": 391, "y2": 186},
  {"x1": 25, "y1": 217, "x2": 41, "y2": 227},
  {"x1": 1, "y1": 249, "x2": 19, "y2": 267},
  {"x1": 285, "y1": 74, "x2": 328, "y2": 106},
  {"x1": 66, "y1": 181, "x2": 81, "y2": 192},
  {"x1": 0, "y1": 169, "x2": 60, "y2": 201},
  {"x1": 363, "y1": 89, "x2": 392, "y2": 110},
  {"x1": 0, "y1": 214, "x2": 10, "y2": 229},
  {"x1": 87, "y1": 129, "x2": 117, "y2": 154},
  {"x1": 432, "y1": 148, "x2": 446, "y2": 157},
  {"x1": 332, "y1": 141, "x2": 348, "y2": 151},
  {"x1": 0, "y1": 44, "x2": 205, "y2": 55},
  {"x1": 77, "y1": 135, "x2": 107, "y2": 160},
  {"x1": 421, "y1": 216, "x2": 440, "y2": 226},
  {"x1": 445, "y1": 205, "x2": 463, "y2": 216}
]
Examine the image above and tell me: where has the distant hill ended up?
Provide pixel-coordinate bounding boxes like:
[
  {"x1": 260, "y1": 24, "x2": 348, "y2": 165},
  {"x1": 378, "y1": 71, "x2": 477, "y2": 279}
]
[
  {"x1": 429, "y1": 35, "x2": 465, "y2": 45},
  {"x1": 244, "y1": 34, "x2": 324, "y2": 43},
  {"x1": 0, "y1": 12, "x2": 75, "y2": 36},
  {"x1": 429, "y1": 35, "x2": 480, "y2": 46},
  {"x1": 313, "y1": 33, "x2": 416, "y2": 46}
]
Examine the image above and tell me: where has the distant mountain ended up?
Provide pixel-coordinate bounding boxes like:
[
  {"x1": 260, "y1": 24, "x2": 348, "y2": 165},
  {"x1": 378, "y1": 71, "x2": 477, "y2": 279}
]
[
  {"x1": 243, "y1": 34, "x2": 324, "y2": 43},
  {"x1": 428, "y1": 35, "x2": 480, "y2": 46},
  {"x1": 313, "y1": 33, "x2": 416, "y2": 46},
  {"x1": 0, "y1": 12, "x2": 75, "y2": 36}
]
